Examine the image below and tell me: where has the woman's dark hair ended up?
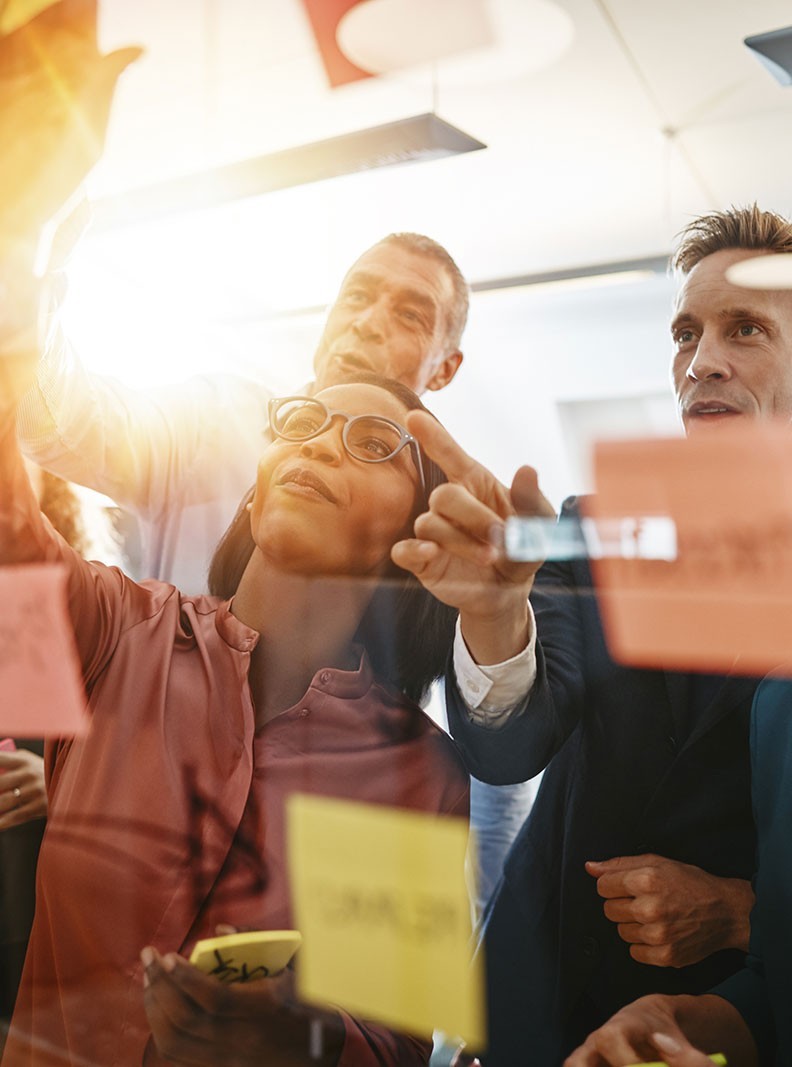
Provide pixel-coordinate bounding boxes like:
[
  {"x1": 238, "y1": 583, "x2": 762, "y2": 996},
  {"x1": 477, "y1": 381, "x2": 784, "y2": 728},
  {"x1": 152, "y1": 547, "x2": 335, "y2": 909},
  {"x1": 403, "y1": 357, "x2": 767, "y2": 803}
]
[{"x1": 208, "y1": 371, "x2": 457, "y2": 703}]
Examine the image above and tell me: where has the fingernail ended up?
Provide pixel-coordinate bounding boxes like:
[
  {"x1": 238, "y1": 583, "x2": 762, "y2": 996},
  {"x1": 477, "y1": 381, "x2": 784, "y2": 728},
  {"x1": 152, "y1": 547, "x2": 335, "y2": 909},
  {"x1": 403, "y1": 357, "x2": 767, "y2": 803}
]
[
  {"x1": 653, "y1": 1032, "x2": 682, "y2": 1055},
  {"x1": 140, "y1": 947, "x2": 154, "y2": 967},
  {"x1": 162, "y1": 954, "x2": 177, "y2": 973}
]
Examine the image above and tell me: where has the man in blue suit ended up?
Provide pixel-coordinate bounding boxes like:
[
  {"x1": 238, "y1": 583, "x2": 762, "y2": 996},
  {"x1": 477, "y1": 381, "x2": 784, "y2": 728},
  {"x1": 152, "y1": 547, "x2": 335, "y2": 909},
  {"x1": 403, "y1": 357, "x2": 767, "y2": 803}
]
[
  {"x1": 395, "y1": 205, "x2": 792, "y2": 1064},
  {"x1": 562, "y1": 675, "x2": 792, "y2": 1067}
]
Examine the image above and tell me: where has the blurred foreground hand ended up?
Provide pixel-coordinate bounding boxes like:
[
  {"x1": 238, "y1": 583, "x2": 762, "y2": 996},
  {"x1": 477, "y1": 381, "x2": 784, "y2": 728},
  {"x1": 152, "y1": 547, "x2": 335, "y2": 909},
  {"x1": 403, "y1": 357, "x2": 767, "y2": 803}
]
[{"x1": 0, "y1": 0, "x2": 141, "y2": 250}]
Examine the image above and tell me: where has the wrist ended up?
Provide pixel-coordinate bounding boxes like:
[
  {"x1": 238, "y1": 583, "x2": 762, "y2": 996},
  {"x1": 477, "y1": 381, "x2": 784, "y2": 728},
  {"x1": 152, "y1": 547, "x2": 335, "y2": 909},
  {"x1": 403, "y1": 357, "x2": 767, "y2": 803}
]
[
  {"x1": 722, "y1": 877, "x2": 754, "y2": 952},
  {"x1": 460, "y1": 600, "x2": 531, "y2": 665}
]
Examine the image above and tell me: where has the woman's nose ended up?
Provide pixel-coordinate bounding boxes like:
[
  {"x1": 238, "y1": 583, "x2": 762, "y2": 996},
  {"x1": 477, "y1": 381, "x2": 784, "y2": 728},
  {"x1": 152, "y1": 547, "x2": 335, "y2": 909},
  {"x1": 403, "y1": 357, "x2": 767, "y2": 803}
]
[{"x1": 299, "y1": 424, "x2": 344, "y2": 463}]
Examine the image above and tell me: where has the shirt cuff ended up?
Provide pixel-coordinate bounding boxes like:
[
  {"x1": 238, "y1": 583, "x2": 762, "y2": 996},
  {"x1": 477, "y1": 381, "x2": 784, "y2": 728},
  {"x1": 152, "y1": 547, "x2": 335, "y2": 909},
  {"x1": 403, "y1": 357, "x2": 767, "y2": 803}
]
[{"x1": 453, "y1": 608, "x2": 537, "y2": 727}]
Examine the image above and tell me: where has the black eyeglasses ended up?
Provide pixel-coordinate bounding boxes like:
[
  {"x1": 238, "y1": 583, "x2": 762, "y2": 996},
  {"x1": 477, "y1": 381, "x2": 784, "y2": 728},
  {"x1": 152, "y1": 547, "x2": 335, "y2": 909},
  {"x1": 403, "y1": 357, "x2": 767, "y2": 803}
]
[{"x1": 268, "y1": 396, "x2": 426, "y2": 497}]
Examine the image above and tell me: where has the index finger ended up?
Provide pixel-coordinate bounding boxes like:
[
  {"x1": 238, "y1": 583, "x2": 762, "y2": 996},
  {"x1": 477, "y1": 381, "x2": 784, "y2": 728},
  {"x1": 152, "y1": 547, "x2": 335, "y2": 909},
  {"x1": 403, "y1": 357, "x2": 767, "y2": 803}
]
[
  {"x1": 594, "y1": 869, "x2": 655, "y2": 900},
  {"x1": 406, "y1": 411, "x2": 513, "y2": 518},
  {"x1": 406, "y1": 411, "x2": 480, "y2": 484}
]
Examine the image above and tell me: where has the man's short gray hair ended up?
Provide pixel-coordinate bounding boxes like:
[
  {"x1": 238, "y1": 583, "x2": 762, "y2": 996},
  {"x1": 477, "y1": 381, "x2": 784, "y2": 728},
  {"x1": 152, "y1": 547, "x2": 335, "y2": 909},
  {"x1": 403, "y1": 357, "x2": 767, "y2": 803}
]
[{"x1": 374, "y1": 232, "x2": 469, "y2": 352}]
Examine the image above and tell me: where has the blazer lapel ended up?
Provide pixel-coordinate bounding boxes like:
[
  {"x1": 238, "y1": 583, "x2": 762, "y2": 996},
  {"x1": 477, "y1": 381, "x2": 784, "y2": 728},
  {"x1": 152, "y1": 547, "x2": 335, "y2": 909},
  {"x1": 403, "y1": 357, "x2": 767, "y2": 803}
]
[
  {"x1": 681, "y1": 674, "x2": 757, "y2": 750},
  {"x1": 663, "y1": 672, "x2": 690, "y2": 740}
]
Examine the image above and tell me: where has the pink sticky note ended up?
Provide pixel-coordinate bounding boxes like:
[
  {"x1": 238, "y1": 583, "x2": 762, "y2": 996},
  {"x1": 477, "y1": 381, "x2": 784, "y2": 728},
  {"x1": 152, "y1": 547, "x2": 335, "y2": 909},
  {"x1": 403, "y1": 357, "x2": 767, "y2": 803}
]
[
  {"x1": 588, "y1": 422, "x2": 792, "y2": 675},
  {"x1": 0, "y1": 563, "x2": 89, "y2": 735}
]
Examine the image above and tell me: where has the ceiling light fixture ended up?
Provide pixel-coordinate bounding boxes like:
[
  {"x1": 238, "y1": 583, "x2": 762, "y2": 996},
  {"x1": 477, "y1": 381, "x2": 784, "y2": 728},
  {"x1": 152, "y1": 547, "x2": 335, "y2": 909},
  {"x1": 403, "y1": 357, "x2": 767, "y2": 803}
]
[
  {"x1": 744, "y1": 25, "x2": 792, "y2": 86},
  {"x1": 337, "y1": 0, "x2": 574, "y2": 84},
  {"x1": 88, "y1": 113, "x2": 486, "y2": 231},
  {"x1": 337, "y1": 0, "x2": 495, "y2": 74},
  {"x1": 471, "y1": 256, "x2": 668, "y2": 295}
]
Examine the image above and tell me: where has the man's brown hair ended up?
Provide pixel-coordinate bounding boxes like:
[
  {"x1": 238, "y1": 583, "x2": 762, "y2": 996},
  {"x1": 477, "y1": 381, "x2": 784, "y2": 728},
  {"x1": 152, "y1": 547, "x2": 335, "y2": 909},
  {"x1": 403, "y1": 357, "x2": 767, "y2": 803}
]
[{"x1": 672, "y1": 204, "x2": 792, "y2": 275}]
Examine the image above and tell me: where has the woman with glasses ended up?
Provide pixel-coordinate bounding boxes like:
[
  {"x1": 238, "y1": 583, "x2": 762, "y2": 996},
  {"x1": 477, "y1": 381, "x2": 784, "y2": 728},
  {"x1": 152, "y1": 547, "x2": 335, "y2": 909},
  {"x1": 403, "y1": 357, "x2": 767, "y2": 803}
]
[{"x1": 0, "y1": 367, "x2": 468, "y2": 1067}]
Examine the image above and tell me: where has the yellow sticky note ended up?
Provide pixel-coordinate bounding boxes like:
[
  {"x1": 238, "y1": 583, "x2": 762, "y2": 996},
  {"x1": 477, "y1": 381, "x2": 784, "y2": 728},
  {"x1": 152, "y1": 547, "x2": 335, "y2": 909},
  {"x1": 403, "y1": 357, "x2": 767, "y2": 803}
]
[
  {"x1": 589, "y1": 422, "x2": 792, "y2": 674},
  {"x1": 0, "y1": 0, "x2": 61, "y2": 35},
  {"x1": 626, "y1": 1057, "x2": 726, "y2": 1067},
  {"x1": 0, "y1": 563, "x2": 89, "y2": 736},
  {"x1": 287, "y1": 794, "x2": 484, "y2": 1047}
]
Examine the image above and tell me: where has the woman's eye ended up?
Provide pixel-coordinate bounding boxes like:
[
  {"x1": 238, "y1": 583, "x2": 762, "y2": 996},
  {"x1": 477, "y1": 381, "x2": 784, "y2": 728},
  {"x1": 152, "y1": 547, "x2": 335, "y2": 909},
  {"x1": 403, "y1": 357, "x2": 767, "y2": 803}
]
[
  {"x1": 359, "y1": 436, "x2": 392, "y2": 457},
  {"x1": 284, "y1": 415, "x2": 321, "y2": 435}
]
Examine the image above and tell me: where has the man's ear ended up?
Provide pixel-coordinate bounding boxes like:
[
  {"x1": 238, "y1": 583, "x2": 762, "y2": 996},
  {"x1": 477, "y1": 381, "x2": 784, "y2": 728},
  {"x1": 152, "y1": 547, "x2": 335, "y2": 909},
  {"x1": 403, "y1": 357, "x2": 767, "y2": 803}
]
[{"x1": 425, "y1": 350, "x2": 463, "y2": 392}]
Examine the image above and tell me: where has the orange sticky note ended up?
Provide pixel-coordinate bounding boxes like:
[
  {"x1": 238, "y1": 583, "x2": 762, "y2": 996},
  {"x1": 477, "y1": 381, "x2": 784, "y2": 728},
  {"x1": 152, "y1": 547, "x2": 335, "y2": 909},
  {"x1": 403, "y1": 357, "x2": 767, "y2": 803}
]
[
  {"x1": 0, "y1": 563, "x2": 89, "y2": 735},
  {"x1": 588, "y1": 422, "x2": 792, "y2": 674}
]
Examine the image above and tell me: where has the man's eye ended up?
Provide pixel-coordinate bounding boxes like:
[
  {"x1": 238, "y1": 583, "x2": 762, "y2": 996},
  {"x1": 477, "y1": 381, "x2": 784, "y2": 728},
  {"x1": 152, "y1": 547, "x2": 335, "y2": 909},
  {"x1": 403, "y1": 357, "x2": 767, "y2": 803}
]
[
  {"x1": 344, "y1": 289, "x2": 368, "y2": 305},
  {"x1": 400, "y1": 307, "x2": 424, "y2": 326},
  {"x1": 737, "y1": 323, "x2": 760, "y2": 337},
  {"x1": 675, "y1": 329, "x2": 695, "y2": 346}
]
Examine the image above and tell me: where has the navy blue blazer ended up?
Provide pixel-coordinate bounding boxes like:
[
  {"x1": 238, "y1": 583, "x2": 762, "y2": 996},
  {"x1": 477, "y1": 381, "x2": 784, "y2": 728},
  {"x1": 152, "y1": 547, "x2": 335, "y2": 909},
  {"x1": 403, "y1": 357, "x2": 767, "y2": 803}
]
[
  {"x1": 712, "y1": 677, "x2": 792, "y2": 1066},
  {"x1": 446, "y1": 498, "x2": 758, "y2": 1065}
]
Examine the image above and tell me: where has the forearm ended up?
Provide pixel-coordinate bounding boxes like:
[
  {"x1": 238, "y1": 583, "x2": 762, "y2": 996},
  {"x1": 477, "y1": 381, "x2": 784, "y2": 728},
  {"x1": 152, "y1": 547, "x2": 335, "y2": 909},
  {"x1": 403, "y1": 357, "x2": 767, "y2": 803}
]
[
  {"x1": 0, "y1": 409, "x2": 56, "y2": 565},
  {"x1": 0, "y1": 254, "x2": 54, "y2": 564},
  {"x1": 446, "y1": 647, "x2": 562, "y2": 784},
  {"x1": 16, "y1": 323, "x2": 154, "y2": 507}
]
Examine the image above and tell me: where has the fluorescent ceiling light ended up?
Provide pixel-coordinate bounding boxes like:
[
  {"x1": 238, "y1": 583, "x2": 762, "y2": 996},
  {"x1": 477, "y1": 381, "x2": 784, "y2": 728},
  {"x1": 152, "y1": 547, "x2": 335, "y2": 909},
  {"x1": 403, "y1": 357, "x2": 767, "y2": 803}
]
[
  {"x1": 89, "y1": 114, "x2": 485, "y2": 231},
  {"x1": 471, "y1": 256, "x2": 667, "y2": 296},
  {"x1": 478, "y1": 269, "x2": 656, "y2": 298}
]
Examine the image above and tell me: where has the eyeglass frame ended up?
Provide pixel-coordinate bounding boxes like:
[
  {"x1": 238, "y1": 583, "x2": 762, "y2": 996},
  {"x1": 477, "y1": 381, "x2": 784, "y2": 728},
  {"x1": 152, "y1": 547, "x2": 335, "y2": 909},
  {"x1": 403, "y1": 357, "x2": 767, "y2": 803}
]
[{"x1": 267, "y1": 395, "x2": 427, "y2": 498}]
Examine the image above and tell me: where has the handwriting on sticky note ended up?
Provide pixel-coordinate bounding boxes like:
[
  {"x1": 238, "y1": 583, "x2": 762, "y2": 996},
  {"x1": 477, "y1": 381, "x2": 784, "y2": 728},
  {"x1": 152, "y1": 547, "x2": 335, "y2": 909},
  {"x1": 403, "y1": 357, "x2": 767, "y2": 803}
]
[
  {"x1": 288, "y1": 794, "x2": 483, "y2": 1047},
  {"x1": 589, "y1": 422, "x2": 792, "y2": 673},
  {"x1": 0, "y1": 0, "x2": 60, "y2": 35},
  {"x1": 0, "y1": 563, "x2": 89, "y2": 735}
]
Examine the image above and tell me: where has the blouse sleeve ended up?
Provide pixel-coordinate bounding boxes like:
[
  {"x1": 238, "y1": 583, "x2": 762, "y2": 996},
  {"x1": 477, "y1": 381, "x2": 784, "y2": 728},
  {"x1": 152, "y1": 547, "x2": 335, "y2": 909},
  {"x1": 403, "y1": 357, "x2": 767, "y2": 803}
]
[{"x1": 2, "y1": 398, "x2": 170, "y2": 691}]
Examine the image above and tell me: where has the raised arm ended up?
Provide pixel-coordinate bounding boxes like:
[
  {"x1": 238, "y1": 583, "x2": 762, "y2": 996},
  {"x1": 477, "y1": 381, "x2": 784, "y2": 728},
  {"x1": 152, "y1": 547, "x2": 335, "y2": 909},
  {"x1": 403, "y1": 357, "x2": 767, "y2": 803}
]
[
  {"x1": 0, "y1": 269, "x2": 140, "y2": 687},
  {"x1": 18, "y1": 335, "x2": 275, "y2": 520},
  {"x1": 392, "y1": 414, "x2": 584, "y2": 783},
  {"x1": 0, "y1": 2, "x2": 152, "y2": 679}
]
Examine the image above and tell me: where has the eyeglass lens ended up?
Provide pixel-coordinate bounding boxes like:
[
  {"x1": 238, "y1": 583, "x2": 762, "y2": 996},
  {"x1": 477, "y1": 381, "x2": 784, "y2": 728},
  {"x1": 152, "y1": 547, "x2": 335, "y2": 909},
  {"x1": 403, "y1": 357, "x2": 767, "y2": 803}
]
[{"x1": 274, "y1": 400, "x2": 405, "y2": 463}]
